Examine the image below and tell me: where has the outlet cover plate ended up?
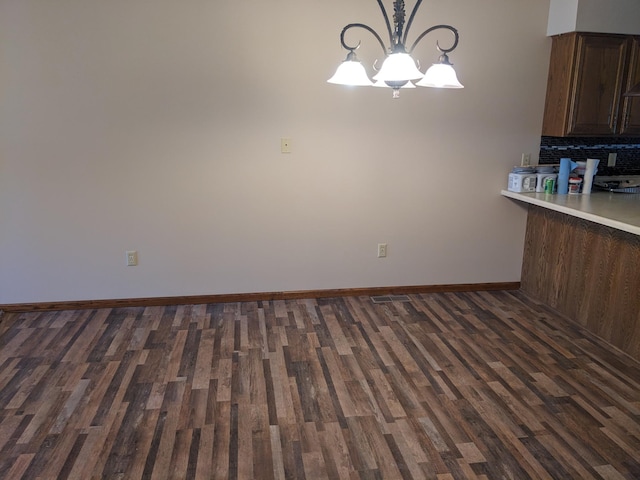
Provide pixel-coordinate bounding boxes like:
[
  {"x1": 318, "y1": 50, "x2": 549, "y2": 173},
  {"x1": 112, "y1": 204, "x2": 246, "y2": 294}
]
[{"x1": 126, "y1": 250, "x2": 138, "y2": 266}]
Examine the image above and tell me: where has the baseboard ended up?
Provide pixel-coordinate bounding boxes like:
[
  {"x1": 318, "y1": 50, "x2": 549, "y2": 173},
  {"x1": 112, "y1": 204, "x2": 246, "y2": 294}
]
[{"x1": 0, "y1": 282, "x2": 520, "y2": 313}]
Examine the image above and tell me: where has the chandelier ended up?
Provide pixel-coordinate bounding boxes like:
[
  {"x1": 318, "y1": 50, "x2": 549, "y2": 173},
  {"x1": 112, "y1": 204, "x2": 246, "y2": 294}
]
[{"x1": 328, "y1": 0, "x2": 463, "y2": 98}]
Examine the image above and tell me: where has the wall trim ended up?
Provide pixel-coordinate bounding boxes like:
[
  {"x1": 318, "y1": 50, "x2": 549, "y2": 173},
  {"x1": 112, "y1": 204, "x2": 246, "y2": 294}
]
[{"x1": 0, "y1": 283, "x2": 520, "y2": 313}]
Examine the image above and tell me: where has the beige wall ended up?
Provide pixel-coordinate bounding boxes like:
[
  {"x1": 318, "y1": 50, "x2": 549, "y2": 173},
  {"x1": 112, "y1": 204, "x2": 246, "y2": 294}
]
[
  {"x1": 548, "y1": 0, "x2": 640, "y2": 35},
  {"x1": 577, "y1": 0, "x2": 640, "y2": 34},
  {"x1": 0, "y1": 0, "x2": 550, "y2": 303}
]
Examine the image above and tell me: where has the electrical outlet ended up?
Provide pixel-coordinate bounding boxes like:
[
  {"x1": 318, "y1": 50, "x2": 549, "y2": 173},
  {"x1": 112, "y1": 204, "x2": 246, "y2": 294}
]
[
  {"x1": 521, "y1": 153, "x2": 531, "y2": 166},
  {"x1": 377, "y1": 243, "x2": 387, "y2": 258},
  {"x1": 608, "y1": 152, "x2": 617, "y2": 167},
  {"x1": 126, "y1": 250, "x2": 138, "y2": 266}
]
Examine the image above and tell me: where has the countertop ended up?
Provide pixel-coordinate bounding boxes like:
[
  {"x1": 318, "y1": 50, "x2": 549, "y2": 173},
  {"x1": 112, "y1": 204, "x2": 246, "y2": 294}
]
[{"x1": 501, "y1": 190, "x2": 640, "y2": 236}]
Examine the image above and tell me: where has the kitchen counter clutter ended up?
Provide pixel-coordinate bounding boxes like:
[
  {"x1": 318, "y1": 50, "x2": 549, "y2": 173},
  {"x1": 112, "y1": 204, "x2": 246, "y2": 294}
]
[{"x1": 501, "y1": 190, "x2": 640, "y2": 236}]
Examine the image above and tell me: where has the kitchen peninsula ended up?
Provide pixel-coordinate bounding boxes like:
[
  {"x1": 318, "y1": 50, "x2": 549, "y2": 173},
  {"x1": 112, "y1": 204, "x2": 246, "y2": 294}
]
[{"x1": 502, "y1": 190, "x2": 640, "y2": 361}]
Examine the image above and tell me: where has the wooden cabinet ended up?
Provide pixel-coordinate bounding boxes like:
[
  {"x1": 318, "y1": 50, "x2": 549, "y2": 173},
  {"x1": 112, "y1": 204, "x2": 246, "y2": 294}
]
[
  {"x1": 542, "y1": 32, "x2": 640, "y2": 137},
  {"x1": 620, "y1": 37, "x2": 640, "y2": 135}
]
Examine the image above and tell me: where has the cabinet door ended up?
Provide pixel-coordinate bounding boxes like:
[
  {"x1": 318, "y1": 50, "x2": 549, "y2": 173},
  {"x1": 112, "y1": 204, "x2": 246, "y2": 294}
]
[
  {"x1": 542, "y1": 34, "x2": 578, "y2": 136},
  {"x1": 619, "y1": 37, "x2": 640, "y2": 135},
  {"x1": 568, "y1": 35, "x2": 628, "y2": 135}
]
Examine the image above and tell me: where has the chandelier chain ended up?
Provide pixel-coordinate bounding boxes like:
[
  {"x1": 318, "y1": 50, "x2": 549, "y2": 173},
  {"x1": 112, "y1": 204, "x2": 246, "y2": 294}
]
[{"x1": 393, "y1": 0, "x2": 406, "y2": 44}]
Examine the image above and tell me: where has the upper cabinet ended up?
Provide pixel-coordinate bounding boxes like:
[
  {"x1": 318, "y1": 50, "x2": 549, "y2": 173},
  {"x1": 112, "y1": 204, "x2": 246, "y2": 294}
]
[
  {"x1": 542, "y1": 33, "x2": 640, "y2": 137},
  {"x1": 620, "y1": 37, "x2": 640, "y2": 135}
]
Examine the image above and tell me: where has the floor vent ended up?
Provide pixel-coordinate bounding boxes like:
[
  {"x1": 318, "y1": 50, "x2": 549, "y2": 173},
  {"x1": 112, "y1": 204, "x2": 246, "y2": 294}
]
[{"x1": 370, "y1": 295, "x2": 411, "y2": 304}]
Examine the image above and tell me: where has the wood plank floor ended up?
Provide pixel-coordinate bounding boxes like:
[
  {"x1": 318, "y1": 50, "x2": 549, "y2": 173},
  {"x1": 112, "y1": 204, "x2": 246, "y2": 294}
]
[{"x1": 0, "y1": 290, "x2": 639, "y2": 479}]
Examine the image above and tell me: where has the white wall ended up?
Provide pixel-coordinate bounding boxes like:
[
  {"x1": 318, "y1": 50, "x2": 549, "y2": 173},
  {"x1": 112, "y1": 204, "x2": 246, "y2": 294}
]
[
  {"x1": 548, "y1": 0, "x2": 640, "y2": 35},
  {"x1": 547, "y1": 0, "x2": 579, "y2": 35},
  {"x1": 0, "y1": 0, "x2": 550, "y2": 304},
  {"x1": 577, "y1": 0, "x2": 640, "y2": 34}
]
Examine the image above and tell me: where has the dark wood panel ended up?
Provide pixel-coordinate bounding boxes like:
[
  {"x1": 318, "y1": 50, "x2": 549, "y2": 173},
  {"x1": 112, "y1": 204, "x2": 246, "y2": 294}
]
[
  {"x1": 0, "y1": 282, "x2": 520, "y2": 313},
  {"x1": 1, "y1": 292, "x2": 639, "y2": 479},
  {"x1": 541, "y1": 32, "x2": 640, "y2": 137},
  {"x1": 542, "y1": 33, "x2": 578, "y2": 136},
  {"x1": 620, "y1": 36, "x2": 640, "y2": 135},
  {"x1": 570, "y1": 34, "x2": 628, "y2": 135},
  {"x1": 521, "y1": 205, "x2": 640, "y2": 361}
]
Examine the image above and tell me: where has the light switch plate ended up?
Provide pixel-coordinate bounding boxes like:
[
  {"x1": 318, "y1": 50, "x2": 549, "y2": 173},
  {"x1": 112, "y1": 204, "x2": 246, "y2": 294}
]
[{"x1": 281, "y1": 138, "x2": 292, "y2": 153}]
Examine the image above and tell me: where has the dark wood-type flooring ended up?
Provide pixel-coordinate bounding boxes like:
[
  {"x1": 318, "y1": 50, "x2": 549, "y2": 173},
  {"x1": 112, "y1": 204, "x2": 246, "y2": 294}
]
[{"x1": 0, "y1": 290, "x2": 639, "y2": 479}]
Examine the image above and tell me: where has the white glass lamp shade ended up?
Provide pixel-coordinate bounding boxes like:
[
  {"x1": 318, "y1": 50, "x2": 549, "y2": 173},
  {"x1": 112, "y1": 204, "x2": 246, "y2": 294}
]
[
  {"x1": 328, "y1": 59, "x2": 373, "y2": 86},
  {"x1": 372, "y1": 53, "x2": 423, "y2": 82},
  {"x1": 372, "y1": 79, "x2": 416, "y2": 88},
  {"x1": 416, "y1": 63, "x2": 464, "y2": 88}
]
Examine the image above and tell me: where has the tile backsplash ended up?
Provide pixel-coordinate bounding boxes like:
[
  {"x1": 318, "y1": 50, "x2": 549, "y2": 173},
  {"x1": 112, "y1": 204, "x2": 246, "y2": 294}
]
[{"x1": 539, "y1": 136, "x2": 640, "y2": 175}]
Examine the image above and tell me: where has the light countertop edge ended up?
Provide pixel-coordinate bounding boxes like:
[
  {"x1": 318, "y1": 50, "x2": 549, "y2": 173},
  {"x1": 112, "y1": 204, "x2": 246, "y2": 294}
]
[{"x1": 500, "y1": 190, "x2": 640, "y2": 236}]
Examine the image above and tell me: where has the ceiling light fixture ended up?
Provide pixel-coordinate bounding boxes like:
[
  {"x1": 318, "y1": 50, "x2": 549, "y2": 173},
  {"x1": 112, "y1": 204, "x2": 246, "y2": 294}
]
[{"x1": 328, "y1": 0, "x2": 463, "y2": 98}]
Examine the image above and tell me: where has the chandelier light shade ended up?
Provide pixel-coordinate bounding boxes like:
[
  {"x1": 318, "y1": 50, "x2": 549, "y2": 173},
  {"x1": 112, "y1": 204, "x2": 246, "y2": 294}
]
[
  {"x1": 372, "y1": 53, "x2": 424, "y2": 82},
  {"x1": 328, "y1": 0, "x2": 464, "y2": 97},
  {"x1": 327, "y1": 52, "x2": 374, "y2": 86},
  {"x1": 416, "y1": 53, "x2": 464, "y2": 88},
  {"x1": 373, "y1": 79, "x2": 416, "y2": 88}
]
